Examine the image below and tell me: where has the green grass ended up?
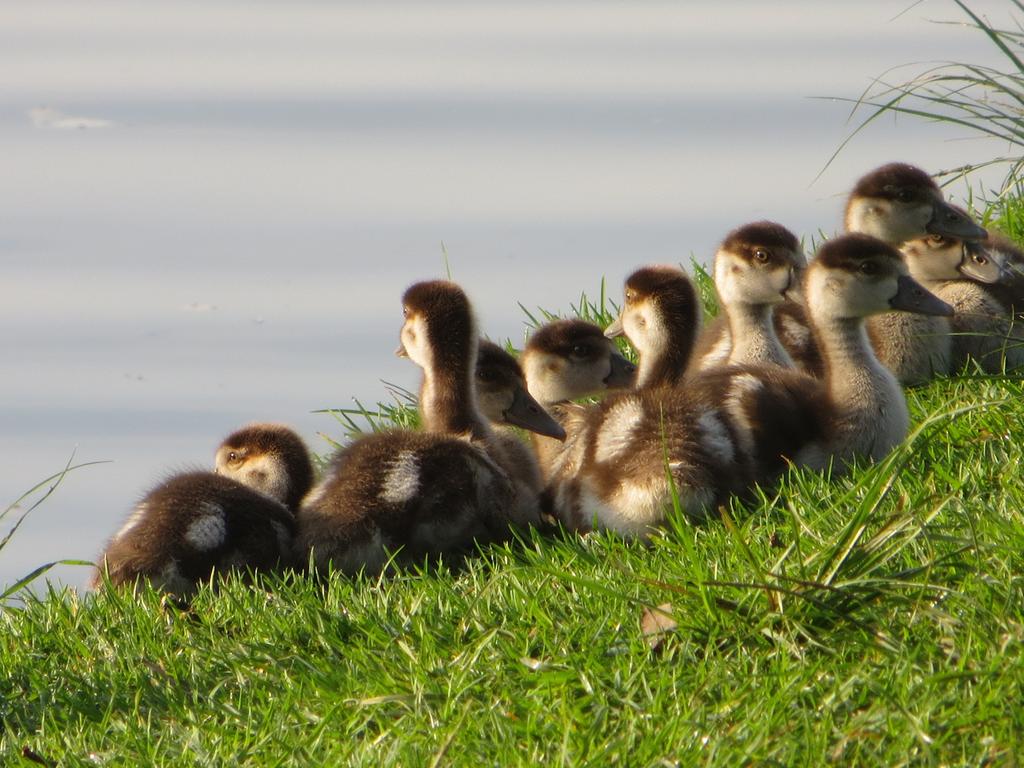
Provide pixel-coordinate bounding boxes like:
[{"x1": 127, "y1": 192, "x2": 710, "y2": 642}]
[
  {"x1": 3, "y1": 316, "x2": 1024, "y2": 766},
  {"x1": 829, "y1": 0, "x2": 1024, "y2": 193}
]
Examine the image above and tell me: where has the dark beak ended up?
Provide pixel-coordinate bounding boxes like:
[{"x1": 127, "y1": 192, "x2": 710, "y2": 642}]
[
  {"x1": 604, "y1": 315, "x2": 625, "y2": 339},
  {"x1": 889, "y1": 274, "x2": 954, "y2": 316},
  {"x1": 926, "y1": 200, "x2": 987, "y2": 242},
  {"x1": 503, "y1": 387, "x2": 566, "y2": 440},
  {"x1": 958, "y1": 242, "x2": 1002, "y2": 284},
  {"x1": 603, "y1": 351, "x2": 637, "y2": 389}
]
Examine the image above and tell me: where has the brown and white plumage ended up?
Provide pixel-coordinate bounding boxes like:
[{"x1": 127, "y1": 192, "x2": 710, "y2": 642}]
[
  {"x1": 868, "y1": 233, "x2": 1002, "y2": 384},
  {"x1": 732, "y1": 234, "x2": 954, "y2": 476},
  {"x1": 92, "y1": 423, "x2": 313, "y2": 595},
  {"x1": 604, "y1": 265, "x2": 701, "y2": 390},
  {"x1": 295, "y1": 281, "x2": 520, "y2": 576},
  {"x1": 520, "y1": 319, "x2": 637, "y2": 485},
  {"x1": 692, "y1": 221, "x2": 809, "y2": 372},
  {"x1": 542, "y1": 268, "x2": 748, "y2": 536}
]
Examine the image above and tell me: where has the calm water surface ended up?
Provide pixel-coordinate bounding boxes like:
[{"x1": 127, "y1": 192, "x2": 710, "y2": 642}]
[{"x1": 0, "y1": 0, "x2": 1011, "y2": 589}]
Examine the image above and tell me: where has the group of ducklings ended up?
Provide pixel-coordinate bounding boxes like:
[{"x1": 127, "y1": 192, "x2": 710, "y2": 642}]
[{"x1": 92, "y1": 162, "x2": 1024, "y2": 596}]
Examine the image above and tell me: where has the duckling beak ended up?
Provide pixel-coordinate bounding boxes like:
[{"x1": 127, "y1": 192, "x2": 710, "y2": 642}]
[
  {"x1": 889, "y1": 274, "x2": 954, "y2": 317},
  {"x1": 926, "y1": 200, "x2": 987, "y2": 242},
  {"x1": 395, "y1": 342, "x2": 408, "y2": 358},
  {"x1": 503, "y1": 387, "x2": 566, "y2": 441},
  {"x1": 604, "y1": 351, "x2": 638, "y2": 389},
  {"x1": 604, "y1": 315, "x2": 625, "y2": 339},
  {"x1": 958, "y1": 242, "x2": 1002, "y2": 284}
]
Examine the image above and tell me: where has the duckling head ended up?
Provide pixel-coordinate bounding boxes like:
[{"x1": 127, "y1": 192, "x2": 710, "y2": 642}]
[
  {"x1": 396, "y1": 280, "x2": 477, "y2": 375},
  {"x1": 475, "y1": 340, "x2": 566, "y2": 440},
  {"x1": 713, "y1": 221, "x2": 804, "y2": 308},
  {"x1": 845, "y1": 163, "x2": 987, "y2": 245},
  {"x1": 522, "y1": 319, "x2": 636, "y2": 406},
  {"x1": 604, "y1": 265, "x2": 700, "y2": 363},
  {"x1": 809, "y1": 233, "x2": 953, "y2": 321},
  {"x1": 214, "y1": 423, "x2": 314, "y2": 511},
  {"x1": 901, "y1": 234, "x2": 1002, "y2": 284}
]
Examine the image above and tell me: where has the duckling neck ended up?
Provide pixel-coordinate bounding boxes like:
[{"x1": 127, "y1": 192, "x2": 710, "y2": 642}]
[
  {"x1": 420, "y1": 369, "x2": 492, "y2": 441},
  {"x1": 637, "y1": 338, "x2": 692, "y2": 390},
  {"x1": 726, "y1": 303, "x2": 793, "y2": 367},
  {"x1": 815, "y1": 315, "x2": 907, "y2": 454}
]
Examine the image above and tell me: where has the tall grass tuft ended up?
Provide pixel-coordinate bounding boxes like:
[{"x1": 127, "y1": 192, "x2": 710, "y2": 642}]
[
  {"x1": 0, "y1": 459, "x2": 100, "y2": 605},
  {"x1": 829, "y1": 0, "x2": 1024, "y2": 193}
]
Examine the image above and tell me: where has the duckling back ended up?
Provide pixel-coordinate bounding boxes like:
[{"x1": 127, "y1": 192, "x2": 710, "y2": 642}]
[
  {"x1": 92, "y1": 471, "x2": 296, "y2": 595},
  {"x1": 296, "y1": 430, "x2": 515, "y2": 575}
]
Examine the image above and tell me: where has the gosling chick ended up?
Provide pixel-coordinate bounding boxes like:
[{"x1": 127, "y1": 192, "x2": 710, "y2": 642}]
[
  {"x1": 295, "y1": 281, "x2": 519, "y2": 576},
  {"x1": 92, "y1": 423, "x2": 313, "y2": 596}
]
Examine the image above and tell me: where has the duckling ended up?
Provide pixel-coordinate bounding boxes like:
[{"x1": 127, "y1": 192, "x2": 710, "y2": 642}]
[
  {"x1": 983, "y1": 232, "x2": 1024, "y2": 311},
  {"x1": 844, "y1": 163, "x2": 988, "y2": 245},
  {"x1": 520, "y1": 319, "x2": 637, "y2": 483},
  {"x1": 936, "y1": 233, "x2": 1024, "y2": 373},
  {"x1": 868, "y1": 233, "x2": 1003, "y2": 384},
  {"x1": 295, "y1": 281, "x2": 520, "y2": 576},
  {"x1": 474, "y1": 339, "x2": 565, "y2": 523},
  {"x1": 701, "y1": 165, "x2": 987, "y2": 376},
  {"x1": 691, "y1": 221, "x2": 809, "y2": 371},
  {"x1": 603, "y1": 265, "x2": 701, "y2": 389},
  {"x1": 539, "y1": 269, "x2": 753, "y2": 536},
  {"x1": 717, "y1": 234, "x2": 954, "y2": 478},
  {"x1": 92, "y1": 423, "x2": 313, "y2": 596}
]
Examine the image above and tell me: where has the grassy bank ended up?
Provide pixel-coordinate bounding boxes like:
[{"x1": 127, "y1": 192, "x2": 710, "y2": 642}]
[{"x1": 5, "y1": 200, "x2": 1024, "y2": 764}]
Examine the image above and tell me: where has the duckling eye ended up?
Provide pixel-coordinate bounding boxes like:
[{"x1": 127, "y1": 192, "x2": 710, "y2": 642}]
[
  {"x1": 895, "y1": 189, "x2": 914, "y2": 203},
  {"x1": 624, "y1": 290, "x2": 635, "y2": 303},
  {"x1": 928, "y1": 235, "x2": 948, "y2": 246},
  {"x1": 569, "y1": 344, "x2": 590, "y2": 359},
  {"x1": 476, "y1": 369, "x2": 497, "y2": 382},
  {"x1": 859, "y1": 261, "x2": 879, "y2": 276},
  {"x1": 972, "y1": 253, "x2": 989, "y2": 265},
  {"x1": 227, "y1": 451, "x2": 238, "y2": 462},
  {"x1": 753, "y1": 248, "x2": 770, "y2": 263}
]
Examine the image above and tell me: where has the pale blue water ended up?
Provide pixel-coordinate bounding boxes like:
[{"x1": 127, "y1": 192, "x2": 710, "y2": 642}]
[{"x1": 0, "y1": 0, "x2": 1011, "y2": 590}]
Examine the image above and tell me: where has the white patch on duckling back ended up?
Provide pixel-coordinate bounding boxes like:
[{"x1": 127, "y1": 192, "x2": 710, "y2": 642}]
[
  {"x1": 114, "y1": 502, "x2": 148, "y2": 540},
  {"x1": 696, "y1": 409, "x2": 735, "y2": 465},
  {"x1": 723, "y1": 373, "x2": 762, "y2": 458},
  {"x1": 594, "y1": 397, "x2": 643, "y2": 464},
  {"x1": 380, "y1": 451, "x2": 420, "y2": 504},
  {"x1": 185, "y1": 503, "x2": 227, "y2": 551}
]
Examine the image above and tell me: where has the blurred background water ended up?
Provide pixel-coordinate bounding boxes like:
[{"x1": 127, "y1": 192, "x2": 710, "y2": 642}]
[{"x1": 0, "y1": 0, "x2": 1012, "y2": 590}]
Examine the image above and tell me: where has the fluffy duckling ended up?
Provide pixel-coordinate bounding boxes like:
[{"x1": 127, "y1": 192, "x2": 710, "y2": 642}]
[
  {"x1": 844, "y1": 163, "x2": 988, "y2": 245},
  {"x1": 540, "y1": 270, "x2": 751, "y2": 537},
  {"x1": 295, "y1": 281, "x2": 520, "y2": 576},
  {"x1": 474, "y1": 339, "x2": 565, "y2": 522},
  {"x1": 719, "y1": 234, "x2": 954, "y2": 478},
  {"x1": 691, "y1": 221, "x2": 810, "y2": 371},
  {"x1": 520, "y1": 319, "x2": 637, "y2": 483},
  {"x1": 936, "y1": 233, "x2": 1024, "y2": 373},
  {"x1": 868, "y1": 233, "x2": 1003, "y2": 384},
  {"x1": 603, "y1": 265, "x2": 701, "y2": 389},
  {"x1": 92, "y1": 423, "x2": 313, "y2": 596},
  {"x1": 700, "y1": 165, "x2": 986, "y2": 376}
]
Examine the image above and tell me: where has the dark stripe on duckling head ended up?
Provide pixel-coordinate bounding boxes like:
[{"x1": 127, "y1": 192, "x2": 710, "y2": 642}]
[
  {"x1": 402, "y1": 280, "x2": 477, "y2": 378},
  {"x1": 217, "y1": 424, "x2": 313, "y2": 512},
  {"x1": 849, "y1": 162, "x2": 938, "y2": 202},
  {"x1": 526, "y1": 319, "x2": 609, "y2": 362},
  {"x1": 720, "y1": 220, "x2": 800, "y2": 267},
  {"x1": 624, "y1": 265, "x2": 700, "y2": 388},
  {"x1": 813, "y1": 233, "x2": 904, "y2": 274}
]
